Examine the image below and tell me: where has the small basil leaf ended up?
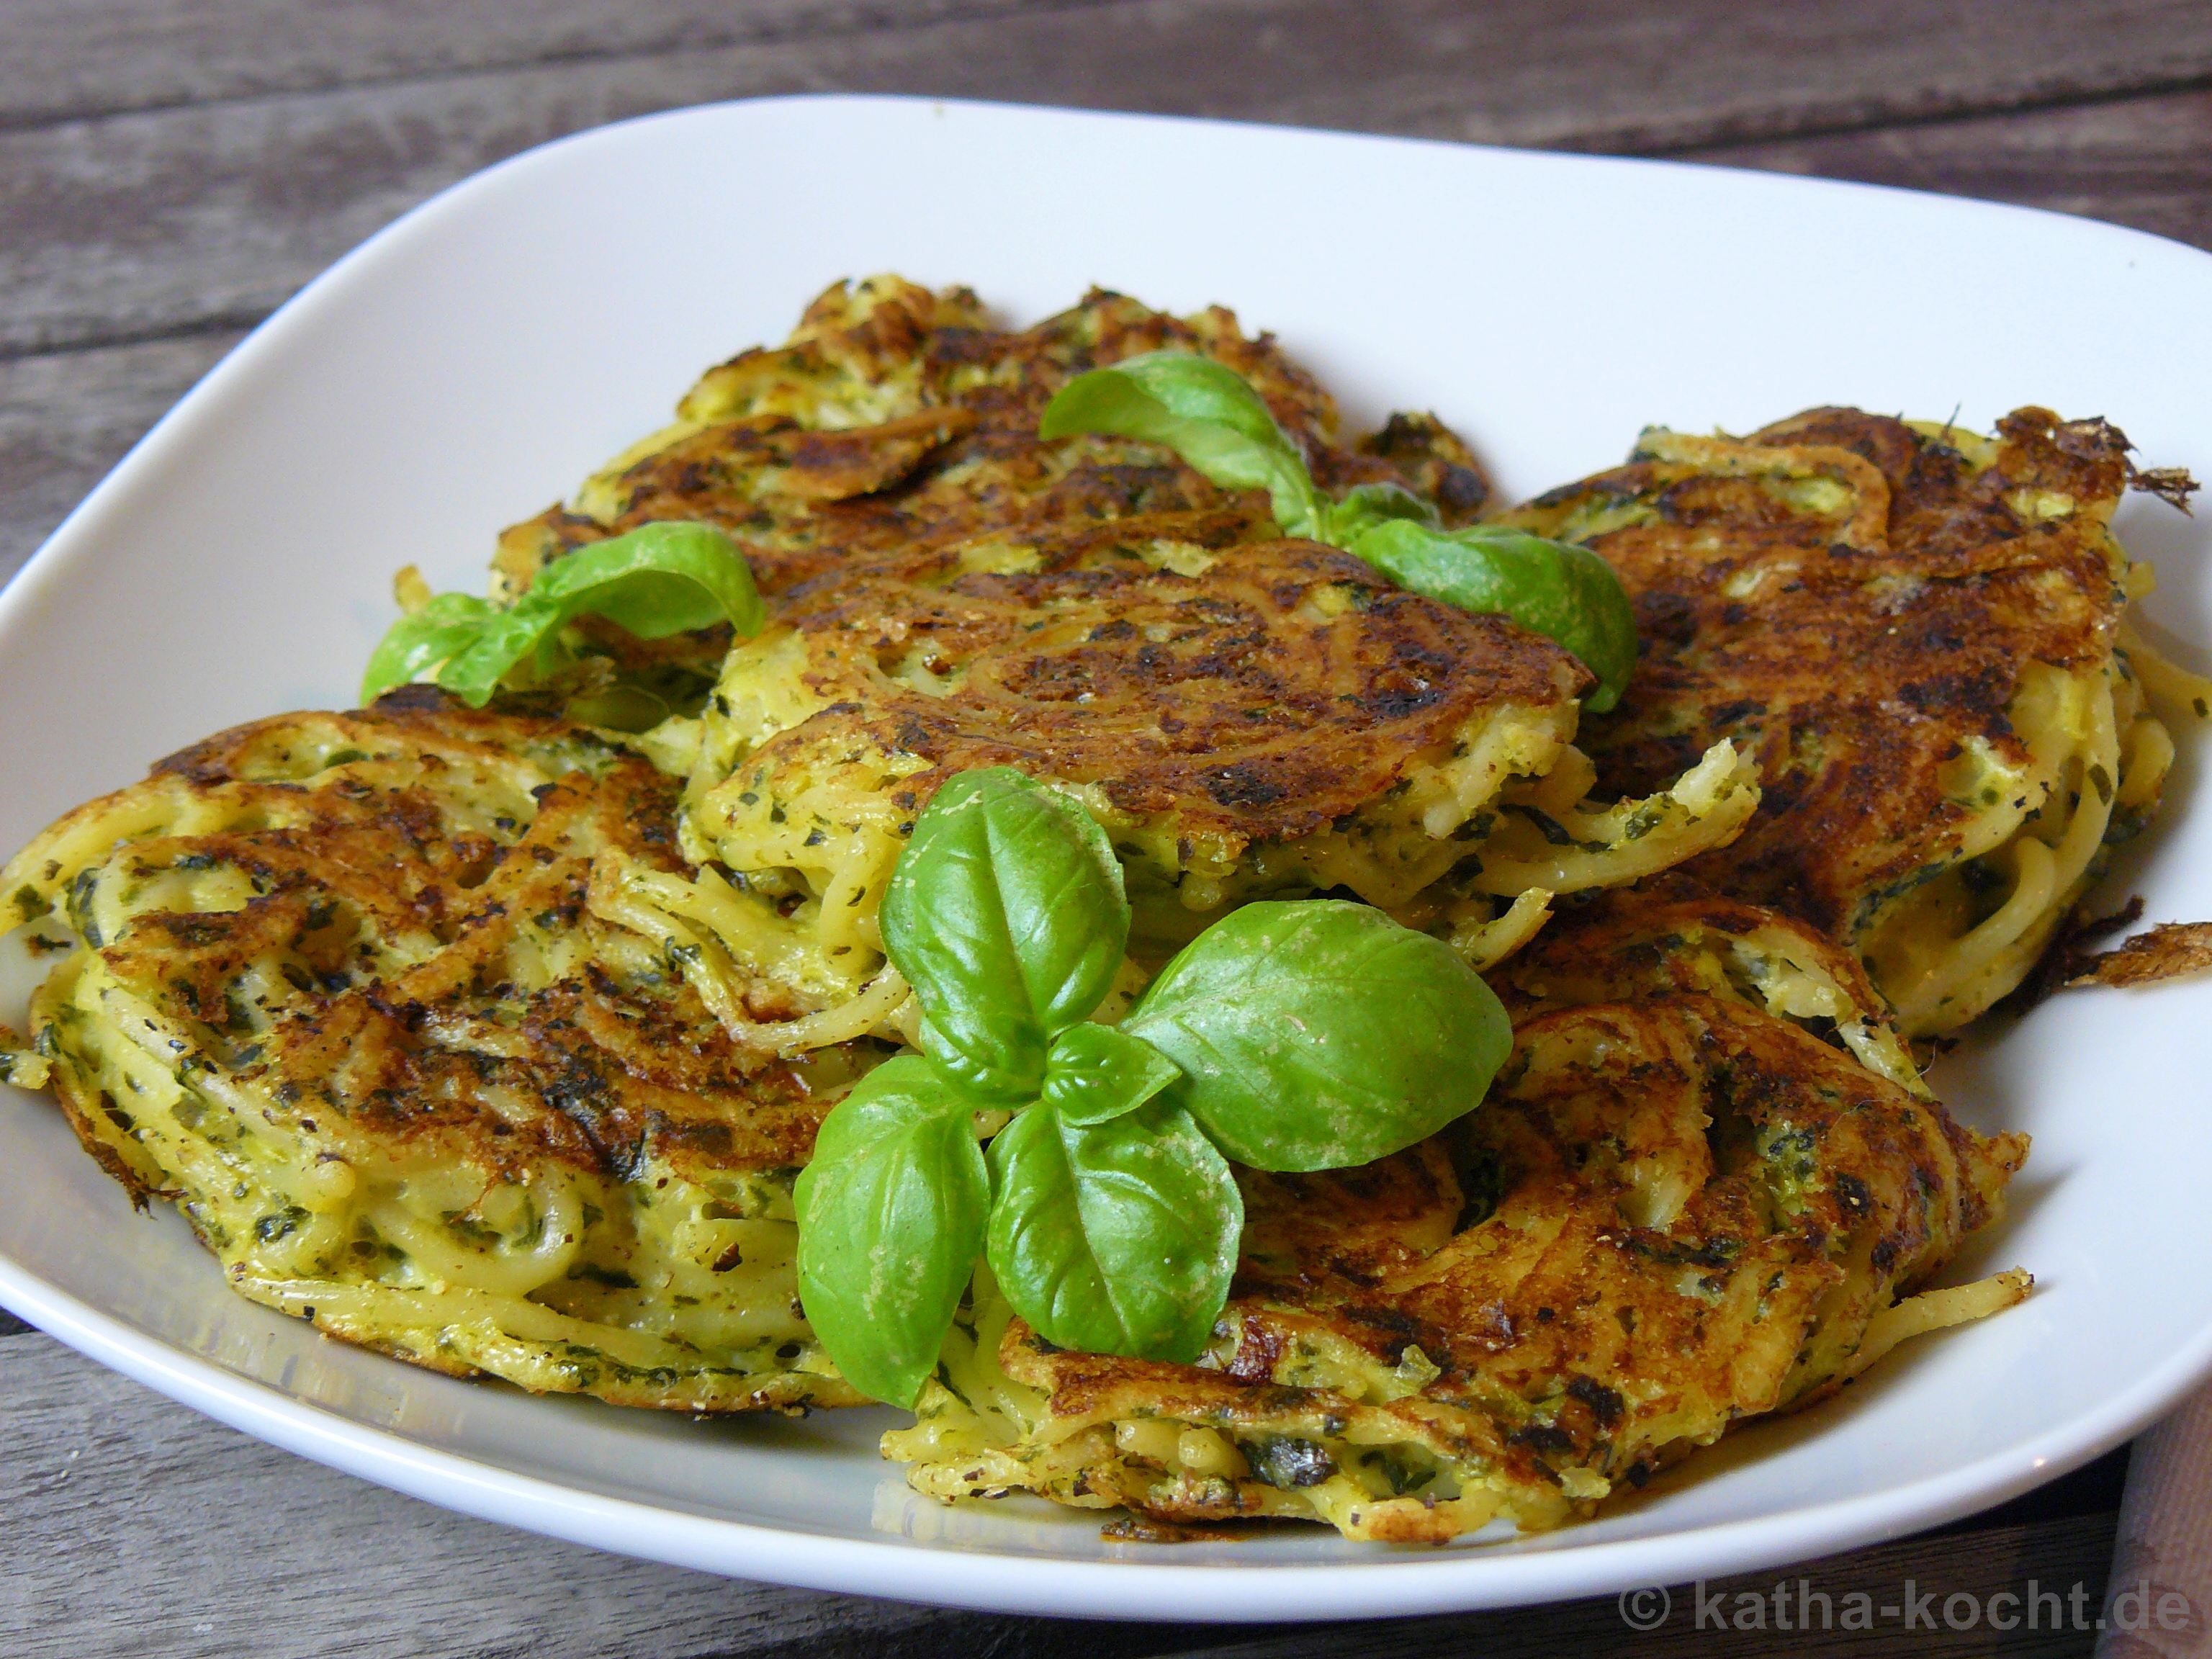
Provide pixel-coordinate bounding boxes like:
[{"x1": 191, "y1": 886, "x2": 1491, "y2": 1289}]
[
  {"x1": 1347, "y1": 519, "x2": 1638, "y2": 713},
  {"x1": 881, "y1": 768, "x2": 1130, "y2": 1102},
  {"x1": 985, "y1": 1097, "x2": 1241, "y2": 1361},
  {"x1": 529, "y1": 520, "x2": 766, "y2": 638},
  {"x1": 414, "y1": 521, "x2": 765, "y2": 708},
  {"x1": 793, "y1": 1056, "x2": 989, "y2": 1408},
  {"x1": 1321, "y1": 480, "x2": 1440, "y2": 544},
  {"x1": 1040, "y1": 1022, "x2": 1183, "y2": 1128},
  {"x1": 433, "y1": 605, "x2": 567, "y2": 706},
  {"x1": 1123, "y1": 899, "x2": 1509, "y2": 1172},
  {"x1": 360, "y1": 592, "x2": 494, "y2": 703},
  {"x1": 1039, "y1": 351, "x2": 1323, "y2": 536}
]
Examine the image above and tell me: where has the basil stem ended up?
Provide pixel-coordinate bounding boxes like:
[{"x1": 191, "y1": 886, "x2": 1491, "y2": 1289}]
[
  {"x1": 879, "y1": 768, "x2": 1130, "y2": 1102},
  {"x1": 984, "y1": 1097, "x2": 1241, "y2": 1362},
  {"x1": 793, "y1": 1056, "x2": 991, "y2": 1408},
  {"x1": 1123, "y1": 899, "x2": 1511, "y2": 1172},
  {"x1": 360, "y1": 521, "x2": 764, "y2": 707}
]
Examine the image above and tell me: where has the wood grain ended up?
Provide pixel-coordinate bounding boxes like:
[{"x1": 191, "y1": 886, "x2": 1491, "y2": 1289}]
[
  {"x1": 10, "y1": 0, "x2": 2212, "y2": 141},
  {"x1": 10, "y1": 0, "x2": 2212, "y2": 356},
  {"x1": 0, "y1": 331, "x2": 240, "y2": 580},
  {"x1": 0, "y1": 0, "x2": 1112, "y2": 128},
  {"x1": 1691, "y1": 86, "x2": 2212, "y2": 251},
  {"x1": 1181, "y1": 1516, "x2": 2118, "y2": 1658}
]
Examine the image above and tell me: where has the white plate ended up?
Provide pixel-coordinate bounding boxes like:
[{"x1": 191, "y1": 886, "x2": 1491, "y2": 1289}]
[{"x1": 4, "y1": 94, "x2": 2211, "y2": 1623}]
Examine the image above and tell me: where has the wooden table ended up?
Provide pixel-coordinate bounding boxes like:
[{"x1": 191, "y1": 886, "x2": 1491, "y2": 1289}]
[{"x1": 4, "y1": 3, "x2": 2204, "y2": 1653}]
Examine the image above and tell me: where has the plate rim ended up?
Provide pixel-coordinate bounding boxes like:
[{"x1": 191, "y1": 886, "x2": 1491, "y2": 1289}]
[{"x1": 5, "y1": 1241, "x2": 2198, "y2": 1622}]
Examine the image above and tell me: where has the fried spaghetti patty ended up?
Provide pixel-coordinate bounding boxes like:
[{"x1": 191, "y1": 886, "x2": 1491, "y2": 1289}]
[
  {"x1": 432, "y1": 277, "x2": 1764, "y2": 1038},
  {"x1": 490, "y1": 275, "x2": 1491, "y2": 701},
  {"x1": 886, "y1": 992, "x2": 2026, "y2": 1542},
  {"x1": 5, "y1": 277, "x2": 2069, "y2": 1540},
  {"x1": 2, "y1": 691, "x2": 884, "y2": 1411},
  {"x1": 1500, "y1": 406, "x2": 2184, "y2": 1033},
  {"x1": 670, "y1": 529, "x2": 1587, "y2": 979},
  {"x1": 619, "y1": 516, "x2": 1763, "y2": 1028}
]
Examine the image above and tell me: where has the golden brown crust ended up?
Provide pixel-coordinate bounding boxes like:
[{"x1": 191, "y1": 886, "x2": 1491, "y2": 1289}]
[
  {"x1": 1249, "y1": 993, "x2": 2016, "y2": 1423},
  {"x1": 1505, "y1": 406, "x2": 2132, "y2": 938},
  {"x1": 2070, "y1": 920, "x2": 2212, "y2": 988},
  {"x1": 490, "y1": 282, "x2": 1487, "y2": 685},
  {"x1": 1491, "y1": 878, "x2": 1892, "y2": 1022},
  {"x1": 741, "y1": 535, "x2": 1581, "y2": 849},
  {"x1": 19, "y1": 691, "x2": 876, "y2": 1414},
  {"x1": 956, "y1": 992, "x2": 2023, "y2": 1530},
  {"x1": 53, "y1": 693, "x2": 849, "y2": 1187},
  {"x1": 1351, "y1": 411, "x2": 1493, "y2": 525}
]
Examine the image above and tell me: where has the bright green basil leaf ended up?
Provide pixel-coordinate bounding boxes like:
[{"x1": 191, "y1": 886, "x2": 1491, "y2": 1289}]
[
  {"x1": 880, "y1": 768, "x2": 1130, "y2": 1102},
  {"x1": 985, "y1": 1097, "x2": 1241, "y2": 1361},
  {"x1": 364, "y1": 522, "x2": 765, "y2": 709},
  {"x1": 1040, "y1": 1022, "x2": 1183, "y2": 1128},
  {"x1": 529, "y1": 520, "x2": 765, "y2": 637},
  {"x1": 1039, "y1": 351, "x2": 1323, "y2": 536},
  {"x1": 1346, "y1": 519, "x2": 1638, "y2": 713},
  {"x1": 430, "y1": 603, "x2": 566, "y2": 707},
  {"x1": 1034, "y1": 354, "x2": 1640, "y2": 711},
  {"x1": 793, "y1": 1055, "x2": 990, "y2": 1408},
  {"x1": 1319, "y1": 480, "x2": 1439, "y2": 545},
  {"x1": 360, "y1": 591, "x2": 495, "y2": 703},
  {"x1": 1123, "y1": 899, "x2": 1510, "y2": 1172}
]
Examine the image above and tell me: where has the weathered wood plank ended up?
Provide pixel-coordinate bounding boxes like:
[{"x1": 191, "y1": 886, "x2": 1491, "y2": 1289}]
[
  {"x1": 11, "y1": 0, "x2": 2212, "y2": 356},
  {"x1": 0, "y1": 1326, "x2": 2122, "y2": 1658},
  {"x1": 0, "y1": 331, "x2": 241, "y2": 582},
  {"x1": 1689, "y1": 86, "x2": 2212, "y2": 252},
  {"x1": 10, "y1": 0, "x2": 2212, "y2": 140},
  {"x1": 0, "y1": 1329, "x2": 1224, "y2": 1659},
  {"x1": 0, "y1": 1, "x2": 1111, "y2": 129}
]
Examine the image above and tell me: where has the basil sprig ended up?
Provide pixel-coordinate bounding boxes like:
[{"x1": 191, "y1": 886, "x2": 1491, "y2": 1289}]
[
  {"x1": 361, "y1": 521, "x2": 765, "y2": 706},
  {"x1": 1039, "y1": 353, "x2": 1637, "y2": 711},
  {"x1": 796, "y1": 766, "x2": 1510, "y2": 1406}
]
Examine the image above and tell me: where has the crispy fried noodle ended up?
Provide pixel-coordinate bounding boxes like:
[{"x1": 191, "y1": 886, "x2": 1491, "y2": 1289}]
[
  {"x1": 3, "y1": 695, "x2": 878, "y2": 1411},
  {"x1": 1503, "y1": 407, "x2": 2208, "y2": 1033},
  {"x1": 887, "y1": 981, "x2": 2027, "y2": 1541}
]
